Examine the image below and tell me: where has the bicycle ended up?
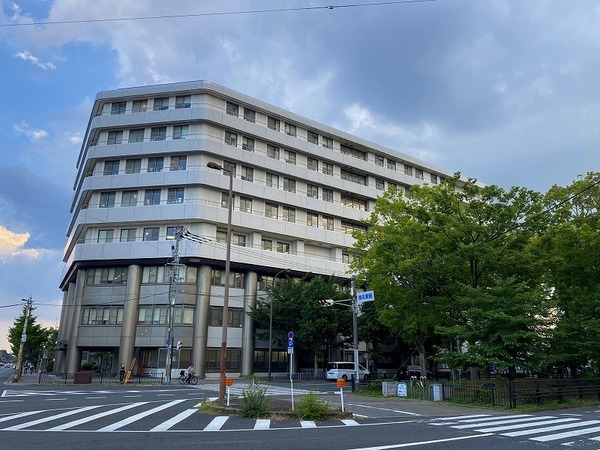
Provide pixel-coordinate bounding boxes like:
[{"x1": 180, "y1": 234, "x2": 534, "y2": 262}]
[{"x1": 178, "y1": 373, "x2": 198, "y2": 385}]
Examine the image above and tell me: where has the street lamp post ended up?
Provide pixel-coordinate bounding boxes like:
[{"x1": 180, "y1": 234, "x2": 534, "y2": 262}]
[
  {"x1": 207, "y1": 161, "x2": 233, "y2": 404},
  {"x1": 268, "y1": 268, "x2": 290, "y2": 382},
  {"x1": 13, "y1": 297, "x2": 33, "y2": 382}
]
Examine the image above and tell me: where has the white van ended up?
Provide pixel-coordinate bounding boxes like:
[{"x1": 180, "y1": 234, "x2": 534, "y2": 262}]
[{"x1": 326, "y1": 361, "x2": 370, "y2": 380}]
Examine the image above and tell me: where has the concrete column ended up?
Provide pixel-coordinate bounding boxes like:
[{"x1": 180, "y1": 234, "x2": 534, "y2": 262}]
[
  {"x1": 192, "y1": 265, "x2": 212, "y2": 378},
  {"x1": 65, "y1": 270, "x2": 86, "y2": 373},
  {"x1": 119, "y1": 265, "x2": 142, "y2": 369},
  {"x1": 54, "y1": 286, "x2": 73, "y2": 373},
  {"x1": 241, "y1": 271, "x2": 258, "y2": 377}
]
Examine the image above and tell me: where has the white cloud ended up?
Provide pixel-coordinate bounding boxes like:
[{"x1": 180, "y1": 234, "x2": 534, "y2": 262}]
[
  {"x1": 13, "y1": 121, "x2": 48, "y2": 141},
  {"x1": 0, "y1": 226, "x2": 41, "y2": 261},
  {"x1": 14, "y1": 50, "x2": 56, "y2": 70}
]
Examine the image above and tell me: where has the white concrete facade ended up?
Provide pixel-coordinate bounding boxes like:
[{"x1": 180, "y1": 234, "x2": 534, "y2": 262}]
[{"x1": 56, "y1": 80, "x2": 461, "y2": 379}]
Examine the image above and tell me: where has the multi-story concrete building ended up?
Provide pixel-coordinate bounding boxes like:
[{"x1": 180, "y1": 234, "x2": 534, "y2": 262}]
[{"x1": 55, "y1": 80, "x2": 463, "y2": 379}]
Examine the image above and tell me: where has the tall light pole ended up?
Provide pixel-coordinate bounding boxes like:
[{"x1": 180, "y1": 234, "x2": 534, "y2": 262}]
[
  {"x1": 207, "y1": 161, "x2": 233, "y2": 404},
  {"x1": 268, "y1": 268, "x2": 290, "y2": 382},
  {"x1": 13, "y1": 297, "x2": 33, "y2": 382},
  {"x1": 351, "y1": 275, "x2": 359, "y2": 383}
]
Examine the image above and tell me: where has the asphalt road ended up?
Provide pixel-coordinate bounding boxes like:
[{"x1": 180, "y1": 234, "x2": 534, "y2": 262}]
[{"x1": 2, "y1": 372, "x2": 600, "y2": 449}]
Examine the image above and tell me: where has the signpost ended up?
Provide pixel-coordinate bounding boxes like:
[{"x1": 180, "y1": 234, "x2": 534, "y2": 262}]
[{"x1": 288, "y1": 331, "x2": 295, "y2": 411}]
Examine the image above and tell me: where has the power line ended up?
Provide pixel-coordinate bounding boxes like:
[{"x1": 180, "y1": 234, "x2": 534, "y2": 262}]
[{"x1": 0, "y1": 1, "x2": 439, "y2": 28}]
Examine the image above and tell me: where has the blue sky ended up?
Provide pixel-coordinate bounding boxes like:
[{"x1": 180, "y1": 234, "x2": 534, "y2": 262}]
[{"x1": 1, "y1": 0, "x2": 599, "y2": 352}]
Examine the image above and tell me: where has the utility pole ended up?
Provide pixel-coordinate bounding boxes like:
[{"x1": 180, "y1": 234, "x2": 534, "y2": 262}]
[
  {"x1": 13, "y1": 297, "x2": 33, "y2": 382},
  {"x1": 164, "y1": 230, "x2": 182, "y2": 383},
  {"x1": 351, "y1": 276, "x2": 359, "y2": 383}
]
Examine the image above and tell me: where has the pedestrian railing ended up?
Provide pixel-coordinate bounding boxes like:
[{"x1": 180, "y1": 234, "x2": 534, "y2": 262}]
[{"x1": 38, "y1": 371, "x2": 165, "y2": 385}]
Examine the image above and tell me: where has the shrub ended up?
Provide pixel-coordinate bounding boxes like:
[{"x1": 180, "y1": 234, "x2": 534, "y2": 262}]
[
  {"x1": 239, "y1": 376, "x2": 271, "y2": 418},
  {"x1": 80, "y1": 362, "x2": 95, "y2": 371},
  {"x1": 46, "y1": 360, "x2": 54, "y2": 372},
  {"x1": 294, "y1": 392, "x2": 331, "y2": 420}
]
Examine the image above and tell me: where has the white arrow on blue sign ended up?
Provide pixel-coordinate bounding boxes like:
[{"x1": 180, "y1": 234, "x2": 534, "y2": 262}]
[
  {"x1": 288, "y1": 339, "x2": 294, "y2": 348},
  {"x1": 356, "y1": 290, "x2": 375, "y2": 303}
]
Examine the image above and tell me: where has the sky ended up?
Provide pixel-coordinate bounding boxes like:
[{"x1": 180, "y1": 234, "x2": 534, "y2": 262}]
[{"x1": 0, "y1": 0, "x2": 599, "y2": 353}]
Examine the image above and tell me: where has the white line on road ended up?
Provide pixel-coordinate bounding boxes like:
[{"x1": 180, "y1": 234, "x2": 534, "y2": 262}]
[
  {"x1": 3, "y1": 405, "x2": 103, "y2": 431},
  {"x1": 349, "y1": 433, "x2": 495, "y2": 449},
  {"x1": 48, "y1": 402, "x2": 147, "y2": 431},
  {"x1": 254, "y1": 419, "x2": 271, "y2": 430},
  {"x1": 204, "y1": 416, "x2": 229, "y2": 431},
  {"x1": 502, "y1": 420, "x2": 600, "y2": 437},
  {"x1": 301, "y1": 421, "x2": 317, "y2": 428},
  {"x1": 97, "y1": 399, "x2": 186, "y2": 432},
  {"x1": 151, "y1": 408, "x2": 197, "y2": 431}
]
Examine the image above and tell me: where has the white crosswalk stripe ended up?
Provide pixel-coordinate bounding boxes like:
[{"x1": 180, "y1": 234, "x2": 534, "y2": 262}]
[
  {"x1": 430, "y1": 414, "x2": 600, "y2": 445},
  {"x1": 47, "y1": 402, "x2": 147, "y2": 431},
  {"x1": 97, "y1": 399, "x2": 186, "y2": 431},
  {"x1": 3, "y1": 405, "x2": 102, "y2": 431}
]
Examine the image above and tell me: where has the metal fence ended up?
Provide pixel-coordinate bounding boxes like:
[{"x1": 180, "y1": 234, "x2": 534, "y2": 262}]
[
  {"x1": 354, "y1": 378, "x2": 600, "y2": 408},
  {"x1": 38, "y1": 371, "x2": 165, "y2": 385}
]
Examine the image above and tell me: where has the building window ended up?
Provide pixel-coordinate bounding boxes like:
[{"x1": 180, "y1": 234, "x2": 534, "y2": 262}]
[
  {"x1": 323, "y1": 215, "x2": 334, "y2": 231},
  {"x1": 283, "y1": 206, "x2": 295, "y2": 223},
  {"x1": 266, "y1": 173, "x2": 279, "y2": 189},
  {"x1": 107, "y1": 130, "x2": 123, "y2": 145},
  {"x1": 132, "y1": 99, "x2": 148, "y2": 113},
  {"x1": 283, "y1": 178, "x2": 296, "y2": 193},
  {"x1": 277, "y1": 242, "x2": 290, "y2": 254},
  {"x1": 265, "y1": 202, "x2": 278, "y2": 218},
  {"x1": 103, "y1": 160, "x2": 120, "y2": 176},
  {"x1": 125, "y1": 158, "x2": 141, "y2": 174},
  {"x1": 415, "y1": 168, "x2": 424, "y2": 179},
  {"x1": 150, "y1": 127, "x2": 166, "y2": 141},
  {"x1": 240, "y1": 196, "x2": 252, "y2": 213},
  {"x1": 307, "y1": 184, "x2": 318, "y2": 199},
  {"x1": 128, "y1": 128, "x2": 145, "y2": 143},
  {"x1": 283, "y1": 150, "x2": 296, "y2": 165},
  {"x1": 120, "y1": 228, "x2": 136, "y2": 242},
  {"x1": 166, "y1": 226, "x2": 179, "y2": 240},
  {"x1": 376, "y1": 178, "x2": 385, "y2": 190},
  {"x1": 375, "y1": 155, "x2": 384, "y2": 167},
  {"x1": 307, "y1": 157, "x2": 318, "y2": 171},
  {"x1": 342, "y1": 253, "x2": 350, "y2": 264},
  {"x1": 111, "y1": 101, "x2": 126, "y2": 115},
  {"x1": 341, "y1": 195, "x2": 367, "y2": 211},
  {"x1": 81, "y1": 306, "x2": 124, "y2": 326},
  {"x1": 341, "y1": 169, "x2": 367, "y2": 186},
  {"x1": 322, "y1": 136, "x2": 333, "y2": 149},
  {"x1": 285, "y1": 123, "x2": 296, "y2": 137},
  {"x1": 262, "y1": 239, "x2": 272, "y2": 251},
  {"x1": 211, "y1": 270, "x2": 245, "y2": 288},
  {"x1": 209, "y1": 306, "x2": 243, "y2": 328},
  {"x1": 242, "y1": 136, "x2": 255, "y2": 152},
  {"x1": 143, "y1": 227, "x2": 160, "y2": 241},
  {"x1": 221, "y1": 192, "x2": 235, "y2": 208},
  {"x1": 307, "y1": 212, "x2": 318, "y2": 227},
  {"x1": 341, "y1": 222, "x2": 366, "y2": 235},
  {"x1": 387, "y1": 159, "x2": 396, "y2": 171},
  {"x1": 153, "y1": 97, "x2": 169, "y2": 111},
  {"x1": 144, "y1": 189, "x2": 161, "y2": 205},
  {"x1": 404, "y1": 165, "x2": 413, "y2": 176},
  {"x1": 308, "y1": 131, "x2": 318, "y2": 145},
  {"x1": 430, "y1": 174, "x2": 438, "y2": 184},
  {"x1": 267, "y1": 144, "x2": 280, "y2": 160},
  {"x1": 268, "y1": 116, "x2": 280, "y2": 131},
  {"x1": 167, "y1": 188, "x2": 184, "y2": 204},
  {"x1": 99, "y1": 192, "x2": 116, "y2": 208},
  {"x1": 233, "y1": 234, "x2": 247, "y2": 247},
  {"x1": 243, "y1": 108, "x2": 256, "y2": 123},
  {"x1": 147, "y1": 157, "x2": 164, "y2": 173},
  {"x1": 323, "y1": 188, "x2": 334, "y2": 203},
  {"x1": 241, "y1": 166, "x2": 253, "y2": 182},
  {"x1": 175, "y1": 95, "x2": 191, "y2": 109},
  {"x1": 170, "y1": 155, "x2": 187, "y2": 171},
  {"x1": 86, "y1": 267, "x2": 128, "y2": 285},
  {"x1": 121, "y1": 190, "x2": 138, "y2": 207},
  {"x1": 173, "y1": 124, "x2": 189, "y2": 140},
  {"x1": 341, "y1": 145, "x2": 367, "y2": 161},
  {"x1": 322, "y1": 162, "x2": 333, "y2": 176},
  {"x1": 225, "y1": 130, "x2": 237, "y2": 146},
  {"x1": 98, "y1": 229, "x2": 114, "y2": 243},
  {"x1": 226, "y1": 101, "x2": 239, "y2": 117}
]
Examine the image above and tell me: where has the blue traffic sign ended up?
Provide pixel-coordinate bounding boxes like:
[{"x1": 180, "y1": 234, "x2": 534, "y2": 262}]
[
  {"x1": 288, "y1": 331, "x2": 294, "y2": 339},
  {"x1": 288, "y1": 340, "x2": 294, "y2": 348}
]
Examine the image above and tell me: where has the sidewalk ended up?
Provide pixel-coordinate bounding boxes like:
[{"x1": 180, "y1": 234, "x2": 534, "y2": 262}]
[{"x1": 3, "y1": 370, "x2": 41, "y2": 386}]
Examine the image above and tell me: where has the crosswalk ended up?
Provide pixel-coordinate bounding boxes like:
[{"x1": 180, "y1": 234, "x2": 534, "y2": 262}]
[
  {"x1": 0, "y1": 399, "x2": 362, "y2": 433},
  {"x1": 430, "y1": 413, "x2": 600, "y2": 446}
]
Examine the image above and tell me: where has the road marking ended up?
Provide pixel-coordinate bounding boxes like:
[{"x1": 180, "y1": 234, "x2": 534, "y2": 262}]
[
  {"x1": 502, "y1": 420, "x2": 600, "y2": 437},
  {"x1": 532, "y1": 425, "x2": 600, "y2": 442},
  {"x1": 48, "y1": 402, "x2": 147, "y2": 431},
  {"x1": 348, "y1": 404, "x2": 421, "y2": 417},
  {"x1": 451, "y1": 415, "x2": 549, "y2": 429},
  {"x1": 254, "y1": 419, "x2": 271, "y2": 430},
  {"x1": 204, "y1": 416, "x2": 229, "y2": 431},
  {"x1": 45, "y1": 398, "x2": 67, "y2": 401},
  {"x1": 3, "y1": 405, "x2": 103, "y2": 430},
  {"x1": 349, "y1": 433, "x2": 494, "y2": 449},
  {"x1": 0, "y1": 411, "x2": 43, "y2": 423},
  {"x1": 97, "y1": 399, "x2": 186, "y2": 431},
  {"x1": 477, "y1": 418, "x2": 579, "y2": 433},
  {"x1": 301, "y1": 421, "x2": 317, "y2": 428},
  {"x1": 151, "y1": 408, "x2": 197, "y2": 431},
  {"x1": 342, "y1": 419, "x2": 360, "y2": 426}
]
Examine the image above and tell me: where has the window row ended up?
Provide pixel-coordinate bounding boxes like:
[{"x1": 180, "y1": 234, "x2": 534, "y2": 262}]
[
  {"x1": 96, "y1": 226, "x2": 182, "y2": 243},
  {"x1": 141, "y1": 265, "x2": 197, "y2": 284},
  {"x1": 81, "y1": 306, "x2": 124, "y2": 325},
  {"x1": 108, "y1": 96, "x2": 191, "y2": 115},
  {"x1": 101, "y1": 125, "x2": 191, "y2": 145},
  {"x1": 86, "y1": 267, "x2": 129, "y2": 285},
  {"x1": 97, "y1": 187, "x2": 185, "y2": 209},
  {"x1": 137, "y1": 305, "x2": 195, "y2": 325},
  {"x1": 101, "y1": 156, "x2": 187, "y2": 176}
]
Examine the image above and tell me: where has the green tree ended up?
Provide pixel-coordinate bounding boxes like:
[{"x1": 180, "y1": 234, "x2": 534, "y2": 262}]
[
  {"x1": 7, "y1": 305, "x2": 48, "y2": 366},
  {"x1": 252, "y1": 276, "x2": 352, "y2": 371},
  {"x1": 538, "y1": 172, "x2": 600, "y2": 376},
  {"x1": 352, "y1": 175, "x2": 550, "y2": 377}
]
